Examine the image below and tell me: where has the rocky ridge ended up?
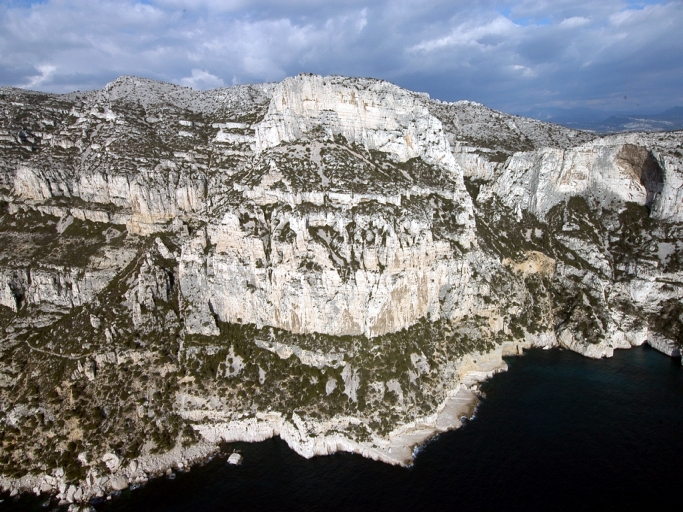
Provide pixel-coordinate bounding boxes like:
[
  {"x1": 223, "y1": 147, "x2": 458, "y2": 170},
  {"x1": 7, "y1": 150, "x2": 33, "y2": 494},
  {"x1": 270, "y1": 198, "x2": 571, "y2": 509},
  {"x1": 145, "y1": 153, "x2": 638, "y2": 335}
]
[{"x1": 0, "y1": 74, "x2": 681, "y2": 506}]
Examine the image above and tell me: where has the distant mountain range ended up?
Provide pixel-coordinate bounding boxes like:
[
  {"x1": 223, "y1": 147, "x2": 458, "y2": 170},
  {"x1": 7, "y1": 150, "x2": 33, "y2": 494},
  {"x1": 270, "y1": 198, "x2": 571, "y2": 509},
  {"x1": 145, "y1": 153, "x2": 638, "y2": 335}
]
[{"x1": 518, "y1": 106, "x2": 683, "y2": 133}]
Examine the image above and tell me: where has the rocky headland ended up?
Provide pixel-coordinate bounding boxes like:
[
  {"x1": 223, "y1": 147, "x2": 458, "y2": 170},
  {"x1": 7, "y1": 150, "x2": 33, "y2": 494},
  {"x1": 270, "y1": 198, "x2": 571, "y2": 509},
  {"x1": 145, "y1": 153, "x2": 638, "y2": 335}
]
[{"x1": 0, "y1": 74, "x2": 681, "y2": 506}]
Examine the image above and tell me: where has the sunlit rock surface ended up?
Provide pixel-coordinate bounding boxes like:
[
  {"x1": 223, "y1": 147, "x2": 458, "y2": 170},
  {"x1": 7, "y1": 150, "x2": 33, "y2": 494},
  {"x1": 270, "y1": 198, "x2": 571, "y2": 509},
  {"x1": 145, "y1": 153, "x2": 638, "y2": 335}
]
[{"x1": 0, "y1": 74, "x2": 681, "y2": 504}]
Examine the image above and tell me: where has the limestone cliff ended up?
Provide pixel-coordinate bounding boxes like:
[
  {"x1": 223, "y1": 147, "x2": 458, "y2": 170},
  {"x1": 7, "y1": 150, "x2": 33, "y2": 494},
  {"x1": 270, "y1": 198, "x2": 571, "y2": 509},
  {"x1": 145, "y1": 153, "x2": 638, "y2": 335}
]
[{"x1": 0, "y1": 74, "x2": 681, "y2": 505}]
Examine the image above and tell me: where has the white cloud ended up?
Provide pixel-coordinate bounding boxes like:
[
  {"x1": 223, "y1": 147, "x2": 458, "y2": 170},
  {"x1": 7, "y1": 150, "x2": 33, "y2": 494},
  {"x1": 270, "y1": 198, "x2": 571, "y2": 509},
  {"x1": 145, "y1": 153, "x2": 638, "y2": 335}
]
[
  {"x1": 354, "y1": 7, "x2": 368, "y2": 32},
  {"x1": 409, "y1": 16, "x2": 518, "y2": 52},
  {"x1": 152, "y1": 0, "x2": 247, "y2": 12},
  {"x1": 511, "y1": 64, "x2": 537, "y2": 77},
  {"x1": 21, "y1": 64, "x2": 56, "y2": 89},
  {"x1": 559, "y1": 16, "x2": 590, "y2": 28},
  {"x1": 178, "y1": 69, "x2": 224, "y2": 89}
]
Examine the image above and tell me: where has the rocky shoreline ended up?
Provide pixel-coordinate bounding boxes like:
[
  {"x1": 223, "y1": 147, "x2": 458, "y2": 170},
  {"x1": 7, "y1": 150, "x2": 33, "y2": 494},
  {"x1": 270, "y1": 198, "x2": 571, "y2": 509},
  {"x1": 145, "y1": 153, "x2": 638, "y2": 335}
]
[
  {"x1": 0, "y1": 442, "x2": 219, "y2": 509},
  {"x1": 5, "y1": 334, "x2": 677, "y2": 509},
  {"x1": 0, "y1": 348, "x2": 511, "y2": 508}
]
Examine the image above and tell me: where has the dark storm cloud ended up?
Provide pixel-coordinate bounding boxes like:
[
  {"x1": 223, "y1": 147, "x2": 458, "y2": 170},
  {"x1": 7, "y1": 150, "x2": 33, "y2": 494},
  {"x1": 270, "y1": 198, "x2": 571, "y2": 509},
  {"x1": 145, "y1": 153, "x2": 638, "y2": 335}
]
[{"x1": 0, "y1": 0, "x2": 680, "y2": 112}]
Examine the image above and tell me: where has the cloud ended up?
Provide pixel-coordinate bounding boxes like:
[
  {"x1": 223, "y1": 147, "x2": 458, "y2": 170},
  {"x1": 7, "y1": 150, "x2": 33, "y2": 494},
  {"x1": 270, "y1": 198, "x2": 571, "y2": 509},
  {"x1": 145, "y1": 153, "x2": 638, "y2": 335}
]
[
  {"x1": 21, "y1": 64, "x2": 56, "y2": 89},
  {"x1": 511, "y1": 64, "x2": 537, "y2": 78},
  {"x1": 409, "y1": 16, "x2": 518, "y2": 52},
  {"x1": 559, "y1": 16, "x2": 591, "y2": 28},
  {"x1": 178, "y1": 69, "x2": 224, "y2": 89},
  {"x1": 0, "y1": 0, "x2": 681, "y2": 113}
]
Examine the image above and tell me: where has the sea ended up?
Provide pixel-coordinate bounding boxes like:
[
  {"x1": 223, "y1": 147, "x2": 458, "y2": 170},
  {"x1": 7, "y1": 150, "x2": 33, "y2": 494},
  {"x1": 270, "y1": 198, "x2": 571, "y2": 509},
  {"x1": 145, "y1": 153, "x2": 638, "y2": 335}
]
[{"x1": 3, "y1": 345, "x2": 682, "y2": 511}]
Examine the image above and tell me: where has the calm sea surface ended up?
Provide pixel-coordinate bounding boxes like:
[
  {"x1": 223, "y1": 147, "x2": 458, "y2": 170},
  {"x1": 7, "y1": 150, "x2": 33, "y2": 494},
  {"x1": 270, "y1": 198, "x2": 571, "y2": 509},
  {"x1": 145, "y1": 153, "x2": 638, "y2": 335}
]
[{"x1": 4, "y1": 345, "x2": 682, "y2": 511}]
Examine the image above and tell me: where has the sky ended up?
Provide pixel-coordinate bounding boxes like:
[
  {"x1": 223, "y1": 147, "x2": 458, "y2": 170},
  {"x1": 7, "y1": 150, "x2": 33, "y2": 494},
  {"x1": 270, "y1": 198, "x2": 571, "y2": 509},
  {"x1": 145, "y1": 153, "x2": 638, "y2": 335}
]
[{"x1": 1, "y1": 0, "x2": 681, "y2": 114}]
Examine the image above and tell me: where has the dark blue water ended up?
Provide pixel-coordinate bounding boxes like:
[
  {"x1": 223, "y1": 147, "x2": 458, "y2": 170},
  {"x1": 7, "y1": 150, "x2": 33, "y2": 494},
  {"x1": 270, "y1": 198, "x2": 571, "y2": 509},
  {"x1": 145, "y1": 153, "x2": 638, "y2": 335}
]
[{"x1": 4, "y1": 346, "x2": 682, "y2": 511}]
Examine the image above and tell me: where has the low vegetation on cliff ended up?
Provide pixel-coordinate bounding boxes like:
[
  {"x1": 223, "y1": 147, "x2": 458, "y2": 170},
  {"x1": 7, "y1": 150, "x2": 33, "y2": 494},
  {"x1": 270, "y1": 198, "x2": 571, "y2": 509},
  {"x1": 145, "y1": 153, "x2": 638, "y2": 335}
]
[{"x1": 0, "y1": 74, "x2": 680, "y2": 503}]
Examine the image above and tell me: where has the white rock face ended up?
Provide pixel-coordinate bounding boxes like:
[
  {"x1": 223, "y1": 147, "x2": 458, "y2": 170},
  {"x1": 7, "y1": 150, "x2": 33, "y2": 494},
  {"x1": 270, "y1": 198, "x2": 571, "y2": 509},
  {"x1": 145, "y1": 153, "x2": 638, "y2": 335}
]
[
  {"x1": 480, "y1": 132, "x2": 682, "y2": 221},
  {"x1": 257, "y1": 75, "x2": 458, "y2": 170},
  {"x1": 652, "y1": 151, "x2": 683, "y2": 221},
  {"x1": 179, "y1": 202, "x2": 475, "y2": 338},
  {"x1": 102, "y1": 453, "x2": 121, "y2": 472},
  {"x1": 1, "y1": 74, "x2": 682, "y2": 501},
  {"x1": 172, "y1": 74, "x2": 479, "y2": 338},
  {"x1": 0, "y1": 244, "x2": 137, "y2": 314},
  {"x1": 13, "y1": 163, "x2": 207, "y2": 225},
  {"x1": 227, "y1": 453, "x2": 242, "y2": 465}
]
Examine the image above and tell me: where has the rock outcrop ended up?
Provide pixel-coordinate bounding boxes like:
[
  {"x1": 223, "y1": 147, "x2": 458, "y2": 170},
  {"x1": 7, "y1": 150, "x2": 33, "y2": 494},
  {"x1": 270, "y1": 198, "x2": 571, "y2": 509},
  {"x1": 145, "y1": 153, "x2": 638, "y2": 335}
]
[
  {"x1": 0, "y1": 74, "x2": 681, "y2": 503},
  {"x1": 478, "y1": 133, "x2": 681, "y2": 220}
]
